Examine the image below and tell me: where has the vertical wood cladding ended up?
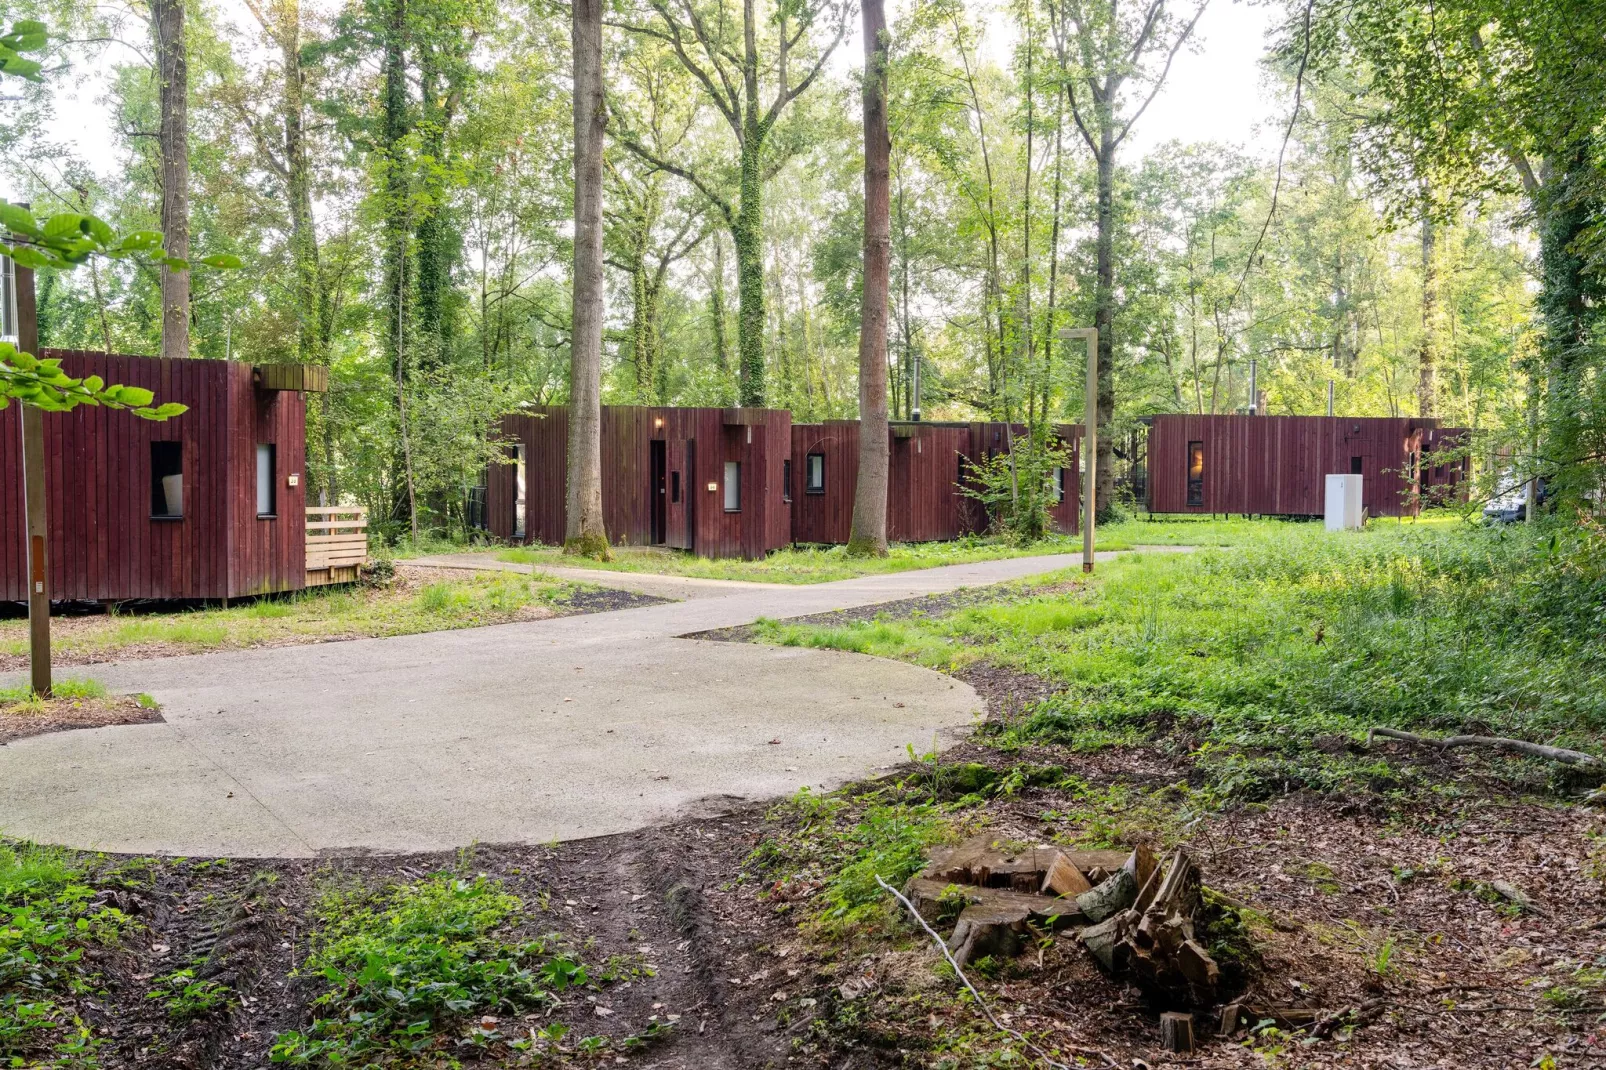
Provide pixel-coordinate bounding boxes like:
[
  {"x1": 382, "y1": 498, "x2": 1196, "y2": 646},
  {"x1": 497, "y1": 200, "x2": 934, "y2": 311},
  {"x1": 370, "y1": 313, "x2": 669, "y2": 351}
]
[
  {"x1": 0, "y1": 350, "x2": 309, "y2": 601},
  {"x1": 789, "y1": 421, "x2": 1080, "y2": 545},
  {"x1": 1144, "y1": 415, "x2": 1429, "y2": 517},
  {"x1": 487, "y1": 405, "x2": 793, "y2": 560}
]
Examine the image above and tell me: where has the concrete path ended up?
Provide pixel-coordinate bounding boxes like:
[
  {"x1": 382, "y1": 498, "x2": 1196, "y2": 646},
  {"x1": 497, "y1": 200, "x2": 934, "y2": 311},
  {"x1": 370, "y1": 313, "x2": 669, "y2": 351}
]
[{"x1": 0, "y1": 549, "x2": 1168, "y2": 858}]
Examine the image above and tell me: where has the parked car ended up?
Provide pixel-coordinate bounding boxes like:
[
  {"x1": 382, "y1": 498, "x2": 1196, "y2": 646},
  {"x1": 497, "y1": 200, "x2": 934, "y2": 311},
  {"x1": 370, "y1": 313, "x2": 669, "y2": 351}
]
[{"x1": 1484, "y1": 474, "x2": 1546, "y2": 523}]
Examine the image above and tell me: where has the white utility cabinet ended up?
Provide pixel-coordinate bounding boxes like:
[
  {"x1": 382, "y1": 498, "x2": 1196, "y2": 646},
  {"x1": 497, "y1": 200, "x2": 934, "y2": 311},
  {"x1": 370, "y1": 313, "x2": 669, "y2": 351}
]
[{"x1": 1325, "y1": 474, "x2": 1364, "y2": 530}]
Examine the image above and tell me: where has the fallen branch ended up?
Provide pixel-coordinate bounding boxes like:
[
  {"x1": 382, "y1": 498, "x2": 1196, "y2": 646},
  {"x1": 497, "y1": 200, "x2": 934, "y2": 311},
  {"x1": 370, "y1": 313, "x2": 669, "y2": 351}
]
[
  {"x1": 1366, "y1": 727, "x2": 1603, "y2": 768},
  {"x1": 876, "y1": 874, "x2": 1114, "y2": 1070}
]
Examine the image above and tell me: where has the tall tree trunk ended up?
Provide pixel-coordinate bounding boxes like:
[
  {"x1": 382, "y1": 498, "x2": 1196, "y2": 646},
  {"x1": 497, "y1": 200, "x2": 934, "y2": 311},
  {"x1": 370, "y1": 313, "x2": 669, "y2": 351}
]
[
  {"x1": 847, "y1": 0, "x2": 890, "y2": 557},
  {"x1": 381, "y1": 0, "x2": 409, "y2": 383},
  {"x1": 1092, "y1": 119, "x2": 1116, "y2": 515},
  {"x1": 709, "y1": 232, "x2": 732, "y2": 402},
  {"x1": 276, "y1": 0, "x2": 322, "y2": 369},
  {"x1": 1418, "y1": 213, "x2": 1436, "y2": 418},
  {"x1": 565, "y1": 0, "x2": 609, "y2": 557},
  {"x1": 733, "y1": 142, "x2": 766, "y2": 405},
  {"x1": 153, "y1": 0, "x2": 189, "y2": 359}
]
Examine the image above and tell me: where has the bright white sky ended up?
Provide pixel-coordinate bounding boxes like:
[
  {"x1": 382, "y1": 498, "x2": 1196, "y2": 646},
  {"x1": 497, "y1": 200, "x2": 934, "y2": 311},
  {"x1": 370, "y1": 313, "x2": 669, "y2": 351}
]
[{"x1": 12, "y1": 0, "x2": 1284, "y2": 202}]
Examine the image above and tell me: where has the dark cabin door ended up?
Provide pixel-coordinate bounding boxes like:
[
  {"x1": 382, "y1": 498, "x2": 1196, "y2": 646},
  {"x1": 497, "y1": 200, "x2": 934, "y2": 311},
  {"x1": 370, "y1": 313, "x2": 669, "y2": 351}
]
[
  {"x1": 666, "y1": 438, "x2": 693, "y2": 549},
  {"x1": 650, "y1": 440, "x2": 668, "y2": 544}
]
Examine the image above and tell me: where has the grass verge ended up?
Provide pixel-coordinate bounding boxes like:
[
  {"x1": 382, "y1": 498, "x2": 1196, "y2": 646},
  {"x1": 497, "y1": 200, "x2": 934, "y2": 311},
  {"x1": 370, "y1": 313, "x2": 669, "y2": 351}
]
[{"x1": 0, "y1": 567, "x2": 605, "y2": 668}]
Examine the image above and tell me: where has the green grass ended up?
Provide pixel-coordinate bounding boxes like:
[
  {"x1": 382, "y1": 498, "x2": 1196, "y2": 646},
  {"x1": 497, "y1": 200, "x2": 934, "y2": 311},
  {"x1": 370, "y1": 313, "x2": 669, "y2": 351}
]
[
  {"x1": 0, "y1": 571, "x2": 587, "y2": 664},
  {"x1": 491, "y1": 515, "x2": 1278, "y2": 584},
  {"x1": 755, "y1": 514, "x2": 1605, "y2": 798},
  {"x1": 0, "y1": 843, "x2": 131, "y2": 1067},
  {"x1": 270, "y1": 872, "x2": 596, "y2": 1066}
]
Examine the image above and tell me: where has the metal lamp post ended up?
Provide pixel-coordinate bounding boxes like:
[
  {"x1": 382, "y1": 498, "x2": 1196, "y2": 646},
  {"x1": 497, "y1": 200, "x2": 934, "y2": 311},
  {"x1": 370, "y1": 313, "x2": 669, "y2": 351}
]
[{"x1": 1058, "y1": 327, "x2": 1098, "y2": 573}]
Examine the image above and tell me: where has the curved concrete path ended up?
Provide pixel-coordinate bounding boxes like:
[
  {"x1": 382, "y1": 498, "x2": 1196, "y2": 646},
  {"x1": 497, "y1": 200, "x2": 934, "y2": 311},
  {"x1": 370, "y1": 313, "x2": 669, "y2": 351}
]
[{"x1": 0, "y1": 549, "x2": 1172, "y2": 858}]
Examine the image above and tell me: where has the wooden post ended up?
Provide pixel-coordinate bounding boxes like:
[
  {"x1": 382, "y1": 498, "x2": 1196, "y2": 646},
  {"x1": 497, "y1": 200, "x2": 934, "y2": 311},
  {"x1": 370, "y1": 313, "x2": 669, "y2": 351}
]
[
  {"x1": 1160, "y1": 1011, "x2": 1195, "y2": 1053},
  {"x1": 14, "y1": 254, "x2": 49, "y2": 697},
  {"x1": 1059, "y1": 328, "x2": 1098, "y2": 573}
]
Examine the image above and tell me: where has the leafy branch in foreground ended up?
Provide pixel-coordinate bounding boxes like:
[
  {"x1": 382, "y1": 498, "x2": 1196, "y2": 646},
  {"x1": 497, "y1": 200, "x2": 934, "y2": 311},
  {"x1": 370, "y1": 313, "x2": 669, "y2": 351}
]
[{"x1": 0, "y1": 343, "x2": 186, "y2": 419}]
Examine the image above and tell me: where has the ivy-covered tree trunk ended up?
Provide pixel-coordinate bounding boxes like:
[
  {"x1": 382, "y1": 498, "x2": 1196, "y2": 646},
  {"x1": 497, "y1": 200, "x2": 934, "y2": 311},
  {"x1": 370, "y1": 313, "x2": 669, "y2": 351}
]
[
  {"x1": 380, "y1": 0, "x2": 410, "y2": 383},
  {"x1": 733, "y1": 132, "x2": 766, "y2": 406},
  {"x1": 1537, "y1": 148, "x2": 1596, "y2": 490},
  {"x1": 847, "y1": 0, "x2": 890, "y2": 557},
  {"x1": 415, "y1": 55, "x2": 458, "y2": 371},
  {"x1": 565, "y1": 0, "x2": 609, "y2": 557},
  {"x1": 152, "y1": 0, "x2": 189, "y2": 360}
]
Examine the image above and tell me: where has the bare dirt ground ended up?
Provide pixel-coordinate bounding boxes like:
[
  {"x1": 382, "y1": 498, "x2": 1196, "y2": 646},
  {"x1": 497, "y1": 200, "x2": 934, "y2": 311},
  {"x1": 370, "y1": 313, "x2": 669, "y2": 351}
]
[{"x1": 0, "y1": 693, "x2": 162, "y2": 745}]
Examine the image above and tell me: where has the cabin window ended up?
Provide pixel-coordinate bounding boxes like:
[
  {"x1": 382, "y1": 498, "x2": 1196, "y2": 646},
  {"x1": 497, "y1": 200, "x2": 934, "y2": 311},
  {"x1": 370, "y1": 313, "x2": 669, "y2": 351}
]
[
  {"x1": 1186, "y1": 440, "x2": 1204, "y2": 506},
  {"x1": 1051, "y1": 467, "x2": 1064, "y2": 503},
  {"x1": 671, "y1": 471, "x2": 681, "y2": 504},
  {"x1": 0, "y1": 256, "x2": 14, "y2": 342},
  {"x1": 1350, "y1": 456, "x2": 1363, "y2": 475},
  {"x1": 805, "y1": 452, "x2": 825, "y2": 494},
  {"x1": 724, "y1": 461, "x2": 741, "y2": 512},
  {"x1": 256, "y1": 444, "x2": 277, "y2": 517},
  {"x1": 782, "y1": 459, "x2": 792, "y2": 502},
  {"x1": 512, "y1": 443, "x2": 527, "y2": 540},
  {"x1": 151, "y1": 441, "x2": 184, "y2": 518}
]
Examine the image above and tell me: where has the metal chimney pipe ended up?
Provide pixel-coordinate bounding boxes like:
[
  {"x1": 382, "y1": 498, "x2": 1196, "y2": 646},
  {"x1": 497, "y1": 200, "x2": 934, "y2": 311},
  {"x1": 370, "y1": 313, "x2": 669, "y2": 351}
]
[
  {"x1": 911, "y1": 351, "x2": 921, "y2": 421},
  {"x1": 1248, "y1": 359, "x2": 1258, "y2": 415},
  {"x1": 1327, "y1": 379, "x2": 1334, "y2": 417}
]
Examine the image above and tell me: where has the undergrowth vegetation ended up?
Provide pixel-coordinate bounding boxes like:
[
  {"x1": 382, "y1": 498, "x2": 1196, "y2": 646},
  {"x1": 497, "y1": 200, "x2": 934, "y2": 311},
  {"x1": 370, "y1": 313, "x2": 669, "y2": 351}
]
[
  {"x1": 0, "y1": 843, "x2": 131, "y2": 1067},
  {"x1": 270, "y1": 871, "x2": 648, "y2": 1066},
  {"x1": 757, "y1": 517, "x2": 1606, "y2": 799}
]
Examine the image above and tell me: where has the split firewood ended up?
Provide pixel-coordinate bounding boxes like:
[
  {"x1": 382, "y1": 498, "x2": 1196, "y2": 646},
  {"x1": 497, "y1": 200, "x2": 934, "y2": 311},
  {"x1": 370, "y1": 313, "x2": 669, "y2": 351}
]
[
  {"x1": 1159, "y1": 1011, "x2": 1195, "y2": 1054},
  {"x1": 1076, "y1": 866, "x2": 1136, "y2": 923},
  {"x1": 1079, "y1": 847, "x2": 1220, "y2": 1007},
  {"x1": 1041, "y1": 853, "x2": 1093, "y2": 897},
  {"x1": 1366, "y1": 726, "x2": 1603, "y2": 768}
]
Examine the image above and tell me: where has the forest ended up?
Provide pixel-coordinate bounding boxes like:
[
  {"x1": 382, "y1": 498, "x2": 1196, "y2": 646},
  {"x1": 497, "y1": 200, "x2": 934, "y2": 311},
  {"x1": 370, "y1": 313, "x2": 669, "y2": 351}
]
[{"x1": 3, "y1": 0, "x2": 1597, "y2": 543}]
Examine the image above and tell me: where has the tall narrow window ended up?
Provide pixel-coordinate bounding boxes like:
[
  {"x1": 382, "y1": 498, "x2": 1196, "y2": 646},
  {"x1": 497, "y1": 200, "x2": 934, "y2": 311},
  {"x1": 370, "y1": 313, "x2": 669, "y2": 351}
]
[
  {"x1": 1186, "y1": 440, "x2": 1204, "y2": 506},
  {"x1": 782, "y1": 459, "x2": 792, "y2": 502},
  {"x1": 513, "y1": 443, "x2": 527, "y2": 539},
  {"x1": 1350, "y1": 456, "x2": 1363, "y2": 475},
  {"x1": 1051, "y1": 467, "x2": 1064, "y2": 503},
  {"x1": 0, "y1": 256, "x2": 15, "y2": 343},
  {"x1": 151, "y1": 441, "x2": 184, "y2": 518},
  {"x1": 805, "y1": 452, "x2": 825, "y2": 494},
  {"x1": 671, "y1": 471, "x2": 681, "y2": 504},
  {"x1": 256, "y1": 443, "x2": 277, "y2": 517},
  {"x1": 724, "y1": 461, "x2": 741, "y2": 512}
]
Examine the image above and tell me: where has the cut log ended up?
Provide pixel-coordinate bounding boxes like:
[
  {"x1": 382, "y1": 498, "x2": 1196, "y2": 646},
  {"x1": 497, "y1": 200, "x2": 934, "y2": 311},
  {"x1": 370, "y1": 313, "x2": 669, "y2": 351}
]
[
  {"x1": 1080, "y1": 911, "x2": 1131, "y2": 972},
  {"x1": 1076, "y1": 866, "x2": 1137, "y2": 923},
  {"x1": 1218, "y1": 1002, "x2": 1242, "y2": 1035},
  {"x1": 1078, "y1": 848, "x2": 1221, "y2": 1008},
  {"x1": 1125, "y1": 843, "x2": 1158, "y2": 891},
  {"x1": 903, "y1": 877, "x2": 1083, "y2": 931},
  {"x1": 1160, "y1": 1012, "x2": 1195, "y2": 1054},
  {"x1": 1042, "y1": 853, "x2": 1093, "y2": 897},
  {"x1": 921, "y1": 836, "x2": 1072, "y2": 892},
  {"x1": 948, "y1": 900, "x2": 1031, "y2": 966}
]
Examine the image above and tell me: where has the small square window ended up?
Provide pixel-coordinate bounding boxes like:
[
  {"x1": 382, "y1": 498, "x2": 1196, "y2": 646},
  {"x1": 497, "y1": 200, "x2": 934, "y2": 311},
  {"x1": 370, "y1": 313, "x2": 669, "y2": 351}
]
[
  {"x1": 724, "y1": 461, "x2": 741, "y2": 512},
  {"x1": 805, "y1": 452, "x2": 825, "y2": 495},
  {"x1": 256, "y1": 443, "x2": 277, "y2": 517}
]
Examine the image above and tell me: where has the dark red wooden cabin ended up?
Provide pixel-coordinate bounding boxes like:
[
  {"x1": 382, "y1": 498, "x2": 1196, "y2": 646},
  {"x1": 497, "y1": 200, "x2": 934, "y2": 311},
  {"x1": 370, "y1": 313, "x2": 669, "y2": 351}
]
[
  {"x1": 1420, "y1": 426, "x2": 1473, "y2": 505},
  {"x1": 486, "y1": 405, "x2": 793, "y2": 560},
  {"x1": 0, "y1": 350, "x2": 330, "y2": 602},
  {"x1": 789, "y1": 420, "x2": 1080, "y2": 545},
  {"x1": 1143, "y1": 414, "x2": 1429, "y2": 518}
]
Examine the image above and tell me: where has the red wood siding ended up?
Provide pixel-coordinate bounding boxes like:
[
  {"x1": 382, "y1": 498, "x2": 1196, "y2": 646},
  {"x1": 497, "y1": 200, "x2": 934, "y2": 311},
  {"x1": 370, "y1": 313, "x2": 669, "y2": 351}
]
[
  {"x1": 486, "y1": 405, "x2": 792, "y2": 560},
  {"x1": 1420, "y1": 427, "x2": 1472, "y2": 505},
  {"x1": 1144, "y1": 415, "x2": 1426, "y2": 518},
  {"x1": 790, "y1": 421, "x2": 1080, "y2": 544},
  {"x1": 0, "y1": 350, "x2": 309, "y2": 601}
]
